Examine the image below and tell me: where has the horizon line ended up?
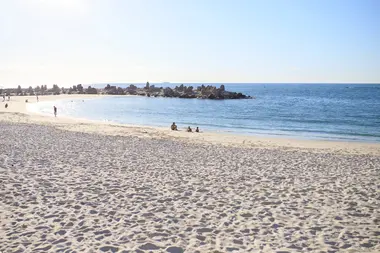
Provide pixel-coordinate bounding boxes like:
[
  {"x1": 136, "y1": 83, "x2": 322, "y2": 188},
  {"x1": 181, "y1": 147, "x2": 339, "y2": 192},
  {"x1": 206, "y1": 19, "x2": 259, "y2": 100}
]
[{"x1": 1, "y1": 82, "x2": 380, "y2": 88}]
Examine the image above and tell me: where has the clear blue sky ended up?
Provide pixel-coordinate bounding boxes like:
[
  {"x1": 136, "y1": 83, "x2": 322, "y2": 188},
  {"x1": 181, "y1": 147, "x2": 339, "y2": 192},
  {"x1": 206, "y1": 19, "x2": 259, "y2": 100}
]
[{"x1": 1, "y1": 0, "x2": 379, "y2": 87}]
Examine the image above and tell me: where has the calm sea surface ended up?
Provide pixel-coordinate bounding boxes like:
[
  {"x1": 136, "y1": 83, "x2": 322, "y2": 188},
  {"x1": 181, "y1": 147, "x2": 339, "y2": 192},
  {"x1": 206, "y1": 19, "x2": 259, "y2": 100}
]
[{"x1": 28, "y1": 83, "x2": 380, "y2": 142}]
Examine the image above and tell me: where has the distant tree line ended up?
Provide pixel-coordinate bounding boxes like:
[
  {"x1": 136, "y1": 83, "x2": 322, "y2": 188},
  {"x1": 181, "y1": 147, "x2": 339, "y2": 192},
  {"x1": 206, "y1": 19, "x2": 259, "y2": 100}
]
[{"x1": 1, "y1": 84, "x2": 98, "y2": 96}]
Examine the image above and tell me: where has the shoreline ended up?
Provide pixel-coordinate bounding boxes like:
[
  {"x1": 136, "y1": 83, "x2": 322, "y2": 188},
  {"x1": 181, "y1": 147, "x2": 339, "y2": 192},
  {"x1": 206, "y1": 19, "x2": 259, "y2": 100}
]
[
  {"x1": 1, "y1": 94, "x2": 380, "y2": 155},
  {"x1": 1, "y1": 120, "x2": 379, "y2": 252},
  {"x1": 2, "y1": 95, "x2": 380, "y2": 252}
]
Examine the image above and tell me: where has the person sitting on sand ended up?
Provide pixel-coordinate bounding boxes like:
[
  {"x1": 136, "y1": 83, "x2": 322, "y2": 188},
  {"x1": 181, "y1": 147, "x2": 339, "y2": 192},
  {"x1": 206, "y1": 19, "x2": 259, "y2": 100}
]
[
  {"x1": 187, "y1": 126, "x2": 192, "y2": 132},
  {"x1": 171, "y1": 122, "x2": 178, "y2": 131},
  {"x1": 195, "y1": 127, "x2": 199, "y2": 133},
  {"x1": 5, "y1": 103, "x2": 8, "y2": 109}
]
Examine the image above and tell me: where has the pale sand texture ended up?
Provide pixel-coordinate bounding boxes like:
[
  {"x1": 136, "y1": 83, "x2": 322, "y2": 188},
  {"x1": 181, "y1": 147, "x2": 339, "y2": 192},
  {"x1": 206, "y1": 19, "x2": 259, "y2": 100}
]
[
  {"x1": 0, "y1": 95, "x2": 380, "y2": 252},
  {"x1": 0, "y1": 122, "x2": 379, "y2": 252}
]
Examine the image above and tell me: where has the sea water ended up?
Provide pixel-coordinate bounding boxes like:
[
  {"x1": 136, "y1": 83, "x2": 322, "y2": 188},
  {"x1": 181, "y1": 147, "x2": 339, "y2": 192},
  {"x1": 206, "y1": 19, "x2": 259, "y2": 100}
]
[{"x1": 27, "y1": 83, "x2": 380, "y2": 142}]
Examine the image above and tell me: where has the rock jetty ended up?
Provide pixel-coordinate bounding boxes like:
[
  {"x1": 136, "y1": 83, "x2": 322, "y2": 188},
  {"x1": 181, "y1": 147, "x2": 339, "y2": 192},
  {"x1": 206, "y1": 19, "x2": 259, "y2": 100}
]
[
  {"x1": 104, "y1": 83, "x2": 252, "y2": 99},
  {"x1": 0, "y1": 83, "x2": 253, "y2": 100}
]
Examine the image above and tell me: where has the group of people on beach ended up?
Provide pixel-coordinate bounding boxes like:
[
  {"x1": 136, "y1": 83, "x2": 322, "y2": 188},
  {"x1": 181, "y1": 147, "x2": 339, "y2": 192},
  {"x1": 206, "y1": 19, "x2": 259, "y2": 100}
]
[
  {"x1": 2, "y1": 95, "x2": 10, "y2": 109},
  {"x1": 2, "y1": 95, "x2": 39, "y2": 109},
  {"x1": 171, "y1": 122, "x2": 200, "y2": 133},
  {"x1": 2, "y1": 95, "x2": 10, "y2": 102}
]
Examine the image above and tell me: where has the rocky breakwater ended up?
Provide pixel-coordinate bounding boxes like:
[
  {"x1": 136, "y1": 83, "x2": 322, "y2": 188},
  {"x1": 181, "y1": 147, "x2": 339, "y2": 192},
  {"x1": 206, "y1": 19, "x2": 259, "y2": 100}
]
[{"x1": 105, "y1": 83, "x2": 252, "y2": 99}]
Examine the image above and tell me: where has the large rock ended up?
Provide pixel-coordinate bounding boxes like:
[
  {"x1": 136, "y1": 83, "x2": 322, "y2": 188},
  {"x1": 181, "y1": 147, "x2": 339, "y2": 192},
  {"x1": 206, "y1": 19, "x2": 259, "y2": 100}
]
[
  {"x1": 108, "y1": 84, "x2": 251, "y2": 99},
  {"x1": 163, "y1": 87, "x2": 175, "y2": 97},
  {"x1": 207, "y1": 94, "x2": 216, "y2": 99},
  {"x1": 179, "y1": 93, "x2": 196, "y2": 99}
]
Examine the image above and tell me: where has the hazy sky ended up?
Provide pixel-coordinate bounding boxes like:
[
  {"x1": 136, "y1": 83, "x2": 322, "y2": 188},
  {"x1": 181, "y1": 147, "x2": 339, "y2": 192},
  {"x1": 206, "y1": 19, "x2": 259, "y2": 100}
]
[{"x1": 1, "y1": 0, "x2": 379, "y2": 87}]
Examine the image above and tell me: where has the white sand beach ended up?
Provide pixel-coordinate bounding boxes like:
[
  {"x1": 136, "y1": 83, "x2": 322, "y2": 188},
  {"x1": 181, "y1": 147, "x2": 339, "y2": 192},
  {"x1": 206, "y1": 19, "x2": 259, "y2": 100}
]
[{"x1": 1, "y1": 95, "x2": 379, "y2": 252}]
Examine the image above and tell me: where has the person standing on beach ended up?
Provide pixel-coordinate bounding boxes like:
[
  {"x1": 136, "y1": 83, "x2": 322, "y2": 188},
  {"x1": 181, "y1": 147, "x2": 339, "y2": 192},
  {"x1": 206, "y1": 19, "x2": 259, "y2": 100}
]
[
  {"x1": 53, "y1": 106, "x2": 57, "y2": 117},
  {"x1": 37, "y1": 95, "x2": 39, "y2": 102}
]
